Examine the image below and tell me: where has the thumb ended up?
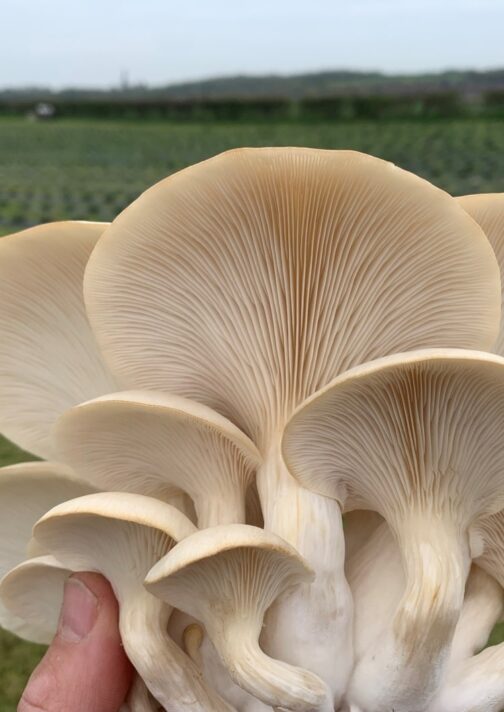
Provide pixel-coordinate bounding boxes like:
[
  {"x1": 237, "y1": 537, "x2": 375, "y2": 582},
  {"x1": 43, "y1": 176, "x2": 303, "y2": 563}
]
[{"x1": 19, "y1": 572, "x2": 133, "y2": 712}]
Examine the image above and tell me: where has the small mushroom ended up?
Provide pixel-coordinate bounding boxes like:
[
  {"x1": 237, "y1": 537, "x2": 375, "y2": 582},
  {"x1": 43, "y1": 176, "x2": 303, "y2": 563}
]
[
  {"x1": 283, "y1": 348, "x2": 504, "y2": 711},
  {"x1": 0, "y1": 555, "x2": 71, "y2": 643},
  {"x1": 84, "y1": 148, "x2": 500, "y2": 698},
  {"x1": 0, "y1": 555, "x2": 158, "y2": 712},
  {"x1": 33, "y1": 492, "x2": 234, "y2": 712},
  {"x1": 0, "y1": 461, "x2": 96, "y2": 640},
  {"x1": 0, "y1": 221, "x2": 117, "y2": 459},
  {"x1": 145, "y1": 524, "x2": 332, "y2": 712},
  {"x1": 55, "y1": 390, "x2": 261, "y2": 527}
]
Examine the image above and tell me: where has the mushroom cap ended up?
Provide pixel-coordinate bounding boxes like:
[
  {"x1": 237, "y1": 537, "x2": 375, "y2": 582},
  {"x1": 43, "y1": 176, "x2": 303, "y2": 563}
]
[
  {"x1": 55, "y1": 390, "x2": 261, "y2": 506},
  {"x1": 0, "y1": 555, "x2": 71, "y2": 644},
  {"x1": 0, "y1": 461, "x2": 95, "y2": 636},
  {"x1": 283, "y1": 348, "x2": 504, "y2": 524},
  {"x1": 0, "y1": 221, "x2": 117, "y2": 459},
  {"x1": 474, "y1": 510, "x2": 504, "y2": 589},
  {"x1": 145, "y1": 523, "x2": 313, "y2": 620},
  {"x1": 457, "y1": 194, "x2": 504, "y2": 356},
  {"x1": 84, "y1": 148, "x2": 499, "y2": 448},
  {"x1": 33, "y1": 492, "x2": 197, "y2": 597}
]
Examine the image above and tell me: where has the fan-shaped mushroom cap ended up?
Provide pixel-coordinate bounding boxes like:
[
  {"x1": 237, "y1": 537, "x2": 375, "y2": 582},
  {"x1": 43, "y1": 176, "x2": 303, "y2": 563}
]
[
  {"x1": 0, "y1": 555, "x2": 70, "y2": 644},
  {"x1": 85, "y1": 148, "x2": 499, "y2": 444},
  {"x1": 283, "y1": 348, "x2": 504, "y2": 711},
  {"x1": 457, "y1": 194, "x2": 504, "y2": 355},
  {"x1": 33, "y1": 492, "x2": 196, "y2": 597},
  {"x1": 0, "y1": 221, "x2": 117, "y2": 459},
  {"x1": 55, "y1": 391, "x2": 261, "y2": 527},
  {"x1": 146, "y1": 524, "x2": 331, "y2": 711},
  {"x1": 33, "y1": 492, "x2": 232, "y2": 712},
  {"x1": 83, "y1": 147, "x2": 500, "y2": 699},
  {"x1": 284, "y1": 348, "x2": 504, "y2": 522},
  {"x1": 0, "y1": 461, "x2": 96, "y2": 639}
]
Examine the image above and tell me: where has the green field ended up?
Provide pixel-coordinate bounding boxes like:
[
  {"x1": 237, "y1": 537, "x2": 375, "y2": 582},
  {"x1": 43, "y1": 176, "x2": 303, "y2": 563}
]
[
  {"x1": 1, "y1": 118, "x2": 504, "y2": 235},
  {"x1": 0, "y1": 116, "x2": 503, "y2": 710}
]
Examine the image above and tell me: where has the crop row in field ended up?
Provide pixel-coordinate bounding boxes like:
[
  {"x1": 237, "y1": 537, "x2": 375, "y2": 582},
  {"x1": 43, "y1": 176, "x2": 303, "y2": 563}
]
[{"x1": 0, "y1": 118, "x2": 503, "y2": 233}]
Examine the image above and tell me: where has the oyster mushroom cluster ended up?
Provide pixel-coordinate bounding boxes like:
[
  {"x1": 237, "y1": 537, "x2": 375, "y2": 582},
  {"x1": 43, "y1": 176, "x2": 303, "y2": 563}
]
[{"x1": 1, "y1": 149, "x2": 504, "y2": 712}]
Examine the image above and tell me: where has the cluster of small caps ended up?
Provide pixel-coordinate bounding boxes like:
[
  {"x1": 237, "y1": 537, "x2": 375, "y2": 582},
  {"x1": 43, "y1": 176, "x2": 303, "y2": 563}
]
[{"x1": 0, "y1": 149, "x2": 503, "y2": 712}]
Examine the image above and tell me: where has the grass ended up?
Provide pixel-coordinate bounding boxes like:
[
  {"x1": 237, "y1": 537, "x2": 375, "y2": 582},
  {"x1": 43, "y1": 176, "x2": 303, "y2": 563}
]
[{"x1": 0, "y1": 116, "x2": 503, "y2": 708}]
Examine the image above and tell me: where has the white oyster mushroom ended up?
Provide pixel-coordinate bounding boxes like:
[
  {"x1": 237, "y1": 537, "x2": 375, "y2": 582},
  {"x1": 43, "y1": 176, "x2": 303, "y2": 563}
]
[
  {"x1": 84, "y1": 147, "x2": 499, "y2": 702},
  {"x1": 0, "y1": 555, "x2": 72, "y2": 643},
  {"x1": 0, "y1": 221, "x2": 117, "y2": 459},
  {"x1": 283, "y1": 349, "x2": 504, "y2": 712},
  {"x1": 55, "y1": 391, "x2": 261, "y2": 527},
  {"x1": 0, "y1": 461, "x2": 96, "y2": 641},
  {"x1": 0, "y1": 555, "x2": 157, "y2": 712},
  {"x1": 146, "y1": 524, "x2": 331, "y2": 712},
  {"x1": 33, "y1": 492, "x2": 234, "y2": 712}
]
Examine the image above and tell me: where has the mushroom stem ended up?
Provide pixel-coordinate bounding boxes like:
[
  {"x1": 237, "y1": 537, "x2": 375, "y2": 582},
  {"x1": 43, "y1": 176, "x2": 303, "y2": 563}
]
[
  {"x1": 196, "y1": 489, "x2": 247, "y2": 528},
  {"x1": 257, "y1": 441, "x2": 353, "y2": 704},
  {"x1": 348, "y1": 514, "x2": 471, "y2": 712},
  {"x1": 430, "y1": 643, "x2": 504, "y2": 712},
  {"x1": 448, "y1": 565, "x2": 503, "y2": 666},
  {"x1": 207, "y1": 615, "x2": 333, "y2": 712},
  {"x1": 119, "y1": 592, "x2": 232, "y2": 712}
]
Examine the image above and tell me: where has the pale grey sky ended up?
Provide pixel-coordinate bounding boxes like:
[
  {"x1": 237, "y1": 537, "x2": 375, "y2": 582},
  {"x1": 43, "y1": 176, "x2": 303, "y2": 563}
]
[{"x1": 2, "y1": 0, "x2": 503, "y2": 89}]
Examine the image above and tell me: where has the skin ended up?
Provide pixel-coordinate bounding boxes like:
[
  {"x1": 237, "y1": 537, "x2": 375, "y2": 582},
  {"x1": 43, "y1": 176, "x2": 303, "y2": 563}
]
[{"x1": 18, "y1": 572, "x2": 133, "y2": 712}]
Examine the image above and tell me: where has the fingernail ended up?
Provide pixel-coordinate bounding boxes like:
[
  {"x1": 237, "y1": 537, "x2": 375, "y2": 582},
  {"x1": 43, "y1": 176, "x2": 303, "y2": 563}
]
[{"x1": 59, "y1": 577, "x2": 98, "y2": 643}]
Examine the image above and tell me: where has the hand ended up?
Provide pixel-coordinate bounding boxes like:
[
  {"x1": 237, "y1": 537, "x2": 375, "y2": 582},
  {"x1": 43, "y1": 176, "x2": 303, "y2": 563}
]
[{"x1": 19, "y1": 573, "x2": 134, "y2": 712}]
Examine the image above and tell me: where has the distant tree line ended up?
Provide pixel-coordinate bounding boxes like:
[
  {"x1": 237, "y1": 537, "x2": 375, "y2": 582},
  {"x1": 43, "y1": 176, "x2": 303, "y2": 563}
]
[{"x1": 1, "y1": 92, "x2": 504, "y2": 121}]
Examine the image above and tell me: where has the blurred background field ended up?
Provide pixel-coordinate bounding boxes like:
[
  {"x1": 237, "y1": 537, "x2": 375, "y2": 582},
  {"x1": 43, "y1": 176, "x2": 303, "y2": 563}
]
[
  {"x1": 1, "y1": 111, "x2": 504, "y2": 708},
  {"x1": 1, "y1": 115, "x2": 504, "y2": 236}
]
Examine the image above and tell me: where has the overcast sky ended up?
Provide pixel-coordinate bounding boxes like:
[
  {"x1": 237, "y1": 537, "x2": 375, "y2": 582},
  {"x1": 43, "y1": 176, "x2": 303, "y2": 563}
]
[{"x1": 2, "y1": 0, "x2": 503, "y2": 89}]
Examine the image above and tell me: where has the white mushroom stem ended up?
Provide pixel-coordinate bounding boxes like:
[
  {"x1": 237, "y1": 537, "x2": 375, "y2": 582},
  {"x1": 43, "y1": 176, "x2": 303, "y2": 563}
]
[
  {"x1": 206, "y1": 614, "x2": 332, "y2": 712},
  {"x1": 448, "y1": 565, "x2": 503, "y2": 666},
  {"x1": 196, "y1": 488, "x2": 247, "y2": 528},
  {"x1": 348, "y1": 514, "x2": 471, "y2": 712},
  {"x1": 120, "y1": 591, "x2": 229, "y2": 711},
  {"x1": 257, "y1": 443, "x2": 353, "y2": 703},
  {"x1": 184, "y1": 625, "x2": 272, "y2": 711},
  {"x1": 430, "y1": 644, "x2": 504, "y2": 712}
]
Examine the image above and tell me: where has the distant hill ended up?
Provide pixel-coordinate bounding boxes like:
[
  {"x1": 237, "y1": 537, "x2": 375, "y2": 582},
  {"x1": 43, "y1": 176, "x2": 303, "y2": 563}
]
[{"x1": 2, "y1": 69, "x2": 504, "y2": 101}]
